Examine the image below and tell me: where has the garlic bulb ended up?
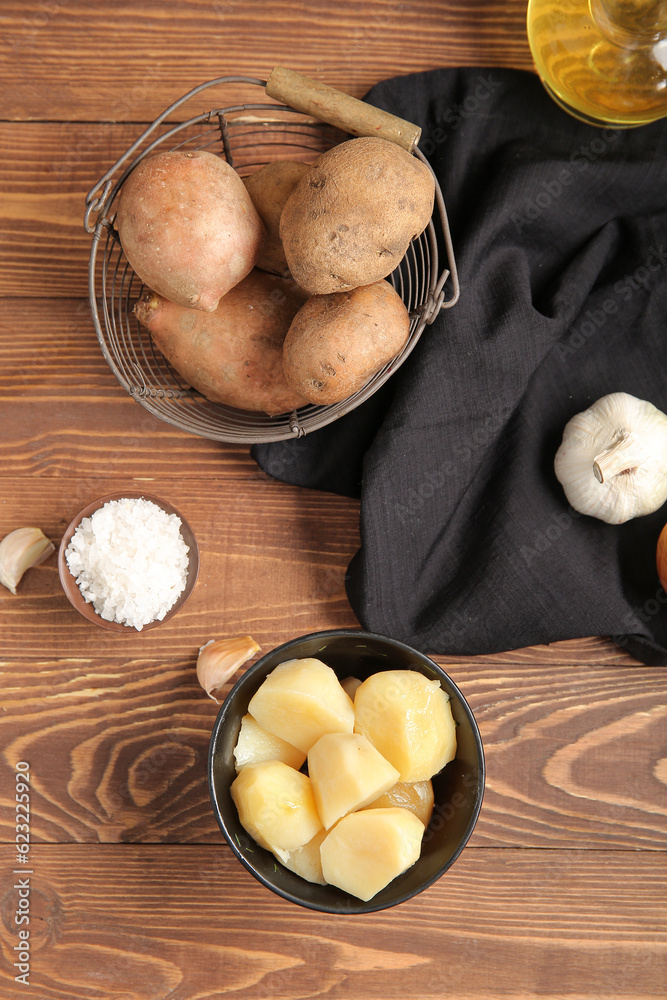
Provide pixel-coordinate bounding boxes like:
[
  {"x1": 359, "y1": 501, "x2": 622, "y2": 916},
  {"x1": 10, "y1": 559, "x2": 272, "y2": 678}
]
[
  {"x1": 0, "y1": 526, "x2": 55, "y2": 594},
  {"x1": 554, "y1": 392, "x2": 667, "y2": 524},
  {"x1": 197, "y1": 636, "x2": 261, "y2": 703}
]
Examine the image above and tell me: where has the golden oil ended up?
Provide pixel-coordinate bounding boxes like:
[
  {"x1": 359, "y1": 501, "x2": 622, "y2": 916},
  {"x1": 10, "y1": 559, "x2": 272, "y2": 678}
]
[{"x1": 527, "y1": 0, "x2": 667, "y2": 126}]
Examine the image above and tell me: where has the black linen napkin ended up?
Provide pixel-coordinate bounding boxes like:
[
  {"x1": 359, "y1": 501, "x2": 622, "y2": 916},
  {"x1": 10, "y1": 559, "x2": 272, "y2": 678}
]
[{"x1": 252, "y1": 67, "x2": 667, "y2": 665}]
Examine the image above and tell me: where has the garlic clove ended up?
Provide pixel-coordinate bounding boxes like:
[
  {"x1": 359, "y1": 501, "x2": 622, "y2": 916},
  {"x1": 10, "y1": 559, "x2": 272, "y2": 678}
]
[
  {"x1": 0, "y1": 526, "x2": 55, "y2": 595},
  {"x1": 197, "y1": 636, "x2": 261, "y2": 703}
]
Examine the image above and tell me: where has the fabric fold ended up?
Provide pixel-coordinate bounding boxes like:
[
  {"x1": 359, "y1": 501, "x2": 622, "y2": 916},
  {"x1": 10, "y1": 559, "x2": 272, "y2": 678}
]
[{"x1": 252, "y1": 67, "x2": 667, "y2": 665}]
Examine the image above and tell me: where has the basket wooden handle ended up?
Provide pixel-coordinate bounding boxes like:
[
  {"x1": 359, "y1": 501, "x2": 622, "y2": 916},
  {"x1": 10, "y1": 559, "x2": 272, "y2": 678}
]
[{"x1": 265, "y1": 67, "x2": 421, "y2": 152}]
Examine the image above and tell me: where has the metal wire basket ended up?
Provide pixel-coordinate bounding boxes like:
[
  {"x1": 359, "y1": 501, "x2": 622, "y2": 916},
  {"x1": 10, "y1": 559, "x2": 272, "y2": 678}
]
[{"x1": 85, "y1": 73, "x2": 459, "y2": 444}]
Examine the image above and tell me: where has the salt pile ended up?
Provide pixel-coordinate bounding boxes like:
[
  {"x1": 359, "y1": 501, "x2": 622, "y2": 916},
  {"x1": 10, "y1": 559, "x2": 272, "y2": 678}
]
[{"x1": 65, "y1": 497, "x2": 190, "y2": 630}]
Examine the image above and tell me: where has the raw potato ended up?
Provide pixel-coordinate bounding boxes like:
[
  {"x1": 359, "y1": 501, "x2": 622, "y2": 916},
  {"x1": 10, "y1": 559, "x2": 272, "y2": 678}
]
[
  {"x1": 353, "y1": 670, "x2": 457, "y2": 782},
  {"x1": 365, "y1": 780, "x2": 435, "y2": 827},
  {"x1": 282, "y1": 280, "x2": 410, "y2": 405},
  {"x1": 307, "y1": 732, "x2": 400, "y2": 829},
  {"x1": 233, "y1": 713, "x2": 306, "y2": 773},
  {"x1": 133, "y1": 269, "x2": 308, "y2": 416},
  {"x1": 117, "y1": 150, "x2": 265, "y2": 311},
  {"x1": 248, "y1": 658, "x2": 355, "y2": 754},
  {"x1": 272, "y1": 828, "x2": 328, "y2": 885},
  {"x1": 230, "y1": 760, "x2": 322, "y2": 853},
  {"x1": 320, "y1": 807, "x2": 424, "y2": 901},
  {"x1": 280, "y1": 136, "x2": 435, "y2": 294},
  {"x1": 243, "y1": 160, "x2": 311, "y2": 276}
]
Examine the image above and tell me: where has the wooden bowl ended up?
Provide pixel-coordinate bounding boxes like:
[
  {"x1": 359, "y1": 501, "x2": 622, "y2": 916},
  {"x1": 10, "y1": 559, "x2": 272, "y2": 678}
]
[{"x1": 58, "y1": 491, "x2": 199, "y2": 631}]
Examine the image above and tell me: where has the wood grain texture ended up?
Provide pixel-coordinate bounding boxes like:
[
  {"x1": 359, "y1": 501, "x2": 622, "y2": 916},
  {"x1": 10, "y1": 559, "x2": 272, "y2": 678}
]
[
  {"x1": 0, "y1": 846, "x2": 665, "y2": 999},
  {"x1": 0, "y1": 123, "x2": 152, "y2": 298},
  {"x1": 0, "y1": 298, "x2": 258, "y2": 475},
  {"x1": 1, "y1": 6, "x2": 664, "y2": 996},
  {"x1": 0, "y1": 119, "x2": 338, "y2": 297},
  {"x1": 0, "y1": 474, "x2": 644, "y2": 667},
  {"x1": 1, "y1": 654, "x2": 664, "y2": 847},
  {"x1": 0, "y1": 477, "x2": 362, "y2": 659},
  {"x1": 469, "y1": 661, "x2": 667, "y2": 849},
  {"x1": 0, "y1": 0, "x2": 534, "y2": 122}
]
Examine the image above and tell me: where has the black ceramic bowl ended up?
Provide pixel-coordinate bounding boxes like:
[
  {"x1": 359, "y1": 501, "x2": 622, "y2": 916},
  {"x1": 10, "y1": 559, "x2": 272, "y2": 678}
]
[{"x1": 208, "y1": 629, "x2": 485, "y2": 913}]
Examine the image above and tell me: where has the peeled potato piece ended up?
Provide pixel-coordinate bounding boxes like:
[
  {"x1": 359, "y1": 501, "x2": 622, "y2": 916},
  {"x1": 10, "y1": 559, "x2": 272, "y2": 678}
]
[
  {"x1": 364, "y1": 780, "x2": 435, "y2": 827},
  {"x1": 340, "y1": 676, "x2": 362, "y2": 701},
  {"x1": 230, "y1": 760, "x2": 322, "y2": 853},
  {"x1": 308, "y1": 732, "x2": 399, "y2": 830},
  {"x1": 353, "y1": 670, "x2": 456, "y2": 782},
  {"x1": 248, "y1": 658, "x2": 355, "y2": 754},
  {"x1": 233, "y1": 713, "x2": 306, "y2": 773},
  {"x1": 320, "y1": 807, "x2": 424, "y2": 901},
  {"x1": 272, "y1": 828, "x2": 328, "y2": 885}
]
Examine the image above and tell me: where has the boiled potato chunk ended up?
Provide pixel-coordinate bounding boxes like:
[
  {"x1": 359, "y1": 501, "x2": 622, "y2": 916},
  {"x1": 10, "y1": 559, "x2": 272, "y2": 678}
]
[
  {"x1": 320, "y1": 807, "x2": 424, "y2": 901},
  {"x1": 230, "y1": 760, "x2": 322, "y2": 853},
  {"x1": 272, "y1": 828, "x2": 328, "y2": 885},
  {"x1": 233, "y1": 713, "x2": 306, "y2": 773},
  {"x1": 340, "y1": 676, "x2": 362, "y2": 701},
  {"x1": 353, "y1": 670, "x2": 456, "y2": 782},
  {"x1": 365, "y1": 780, "x2": 435, "y2": 827},
  {"x1": 248, "y1": 658, "x2": 355, "y2": 754},
  {"x1": 308, "y1": 732, "x2": 400, "y2": 829}
]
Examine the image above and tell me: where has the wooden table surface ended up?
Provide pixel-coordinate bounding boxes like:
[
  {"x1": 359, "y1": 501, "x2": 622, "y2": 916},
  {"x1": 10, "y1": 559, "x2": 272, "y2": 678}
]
[{"x1": 1, "y1": 2, "x2": 666, "y2": 998}]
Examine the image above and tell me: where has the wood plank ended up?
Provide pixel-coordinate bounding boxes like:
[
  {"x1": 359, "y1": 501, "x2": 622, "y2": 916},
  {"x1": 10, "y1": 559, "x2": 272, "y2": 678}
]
[
  {"x1": 0, "y1": 477, "x2": 362, "y2": 659},
  {"x1": 0, "y1": 846, "x2": 665, "y2": 999},
  {"x1": 465, "y1": 660, "x2": 667, "y2": 849},
  {"x1": 0, "y1": 117, "x2": 343, "y2": 297},
  {"x1": 0, "y1": 298, "x2": 259, "y2": 475},
  {"x1": 1, "y1": 652, "x2": 664, "y2": 847},
  {"x1": 0, "y1": 0, "x2": 534, "y2": 122},
  {"x1": 438, "y1": 634, "x2": 642, "y2": 667},
  {"x1": 0, "y1": 475, "x2": 642, "y2": 667},
  {"x1": 0, "y1": 124, "x2": 144, "y2": 298}
]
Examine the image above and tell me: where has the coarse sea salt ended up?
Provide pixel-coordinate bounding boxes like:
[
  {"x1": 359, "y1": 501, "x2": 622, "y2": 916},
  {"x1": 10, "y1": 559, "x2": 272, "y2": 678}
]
[{"x1": 65, "y1": 497, "x2": 190, "y2": 630}]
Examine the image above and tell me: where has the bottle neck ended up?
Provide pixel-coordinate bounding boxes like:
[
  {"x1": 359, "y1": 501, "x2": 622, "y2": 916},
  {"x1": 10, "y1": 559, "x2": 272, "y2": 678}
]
[{"x1": 590, "y1": 0, "x2": 667, "y2": 48}]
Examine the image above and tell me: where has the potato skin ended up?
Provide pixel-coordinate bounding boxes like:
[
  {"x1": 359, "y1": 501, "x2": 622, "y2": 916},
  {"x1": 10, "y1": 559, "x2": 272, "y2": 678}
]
[
  {"x1": 282, "y1": 280, "x2": 410, "y2": 405},
  {"x1": 117, "y1": 150, "x2": 265, "y2": 312},
  {"x1": 280, "y1": 137, "x2": 435, "y2": 295},
  {"x1": 133, "y1": 269, "x2": 308, "y2": 416},
  {"x1": 243, "y1": 160, "x2": 310, "y2": 276}
]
